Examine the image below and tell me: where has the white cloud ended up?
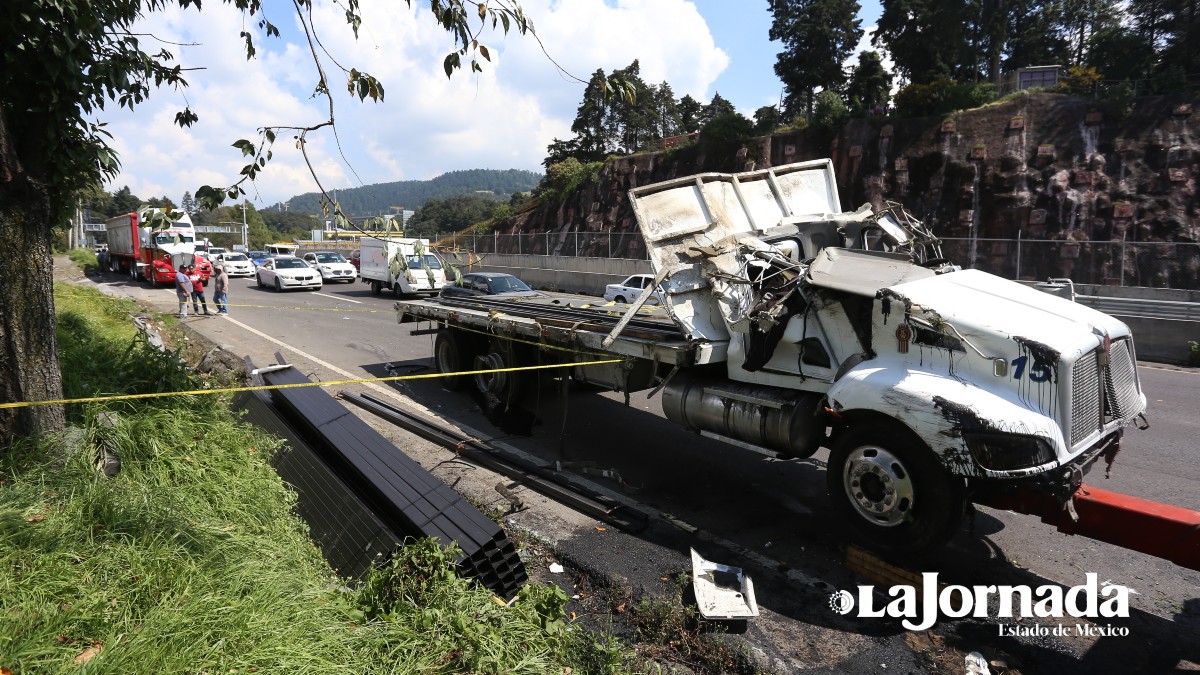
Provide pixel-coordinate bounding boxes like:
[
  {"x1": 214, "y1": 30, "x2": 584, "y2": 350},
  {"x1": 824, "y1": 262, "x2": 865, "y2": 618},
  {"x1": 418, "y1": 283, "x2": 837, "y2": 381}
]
[{"x1": 103, "y1": 0, "x2": 731, "y2": 209}]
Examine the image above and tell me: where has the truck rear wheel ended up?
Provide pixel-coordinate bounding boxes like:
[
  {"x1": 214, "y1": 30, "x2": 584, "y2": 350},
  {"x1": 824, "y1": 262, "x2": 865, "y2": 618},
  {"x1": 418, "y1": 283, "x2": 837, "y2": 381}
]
[
  {"x1": 434, "y1": 328, "x2": 475, "y2": 391},
  {"x1": 826, "y1": 422, "x2": 965, "y2": 557},
  {"x1": 371, "y1": 280, "x2": 382, "y2": 296},
  {"x1": 473, "y1": 341, "x2": 522, "y2": 407}
]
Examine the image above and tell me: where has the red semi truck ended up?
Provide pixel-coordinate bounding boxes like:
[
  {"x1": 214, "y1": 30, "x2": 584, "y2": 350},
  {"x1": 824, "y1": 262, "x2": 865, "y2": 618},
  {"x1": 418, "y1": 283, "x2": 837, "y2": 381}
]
[{"x1": 104, "y1": 209, "x2": 209, "y2": 286}]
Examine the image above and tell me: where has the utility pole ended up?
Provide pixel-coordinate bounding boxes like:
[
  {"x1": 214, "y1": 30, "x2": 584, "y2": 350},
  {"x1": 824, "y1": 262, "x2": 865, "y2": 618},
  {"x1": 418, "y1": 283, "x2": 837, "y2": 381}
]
[{"x1": 241, "y1": 201, "x2": 248, "y2": 249}]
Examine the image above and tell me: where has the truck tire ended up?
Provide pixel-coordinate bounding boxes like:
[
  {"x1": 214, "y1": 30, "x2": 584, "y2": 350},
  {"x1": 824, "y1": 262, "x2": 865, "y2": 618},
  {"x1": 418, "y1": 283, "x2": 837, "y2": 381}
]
[
  {"x1": 473, "y1": 341, "x2": 522, "y2": 407},
  {"x1": 371, "y1": 280, "x2": 382, "y2": 296},
  {"x1": 615, "y1": 295, "x2": 627, "y2": 304},
  {"x1": 434, "y1": 328, "x2": 475, "y2": 391},
  {"x1": 826, "y1": 422, "x2": 965, "y2": 557}
]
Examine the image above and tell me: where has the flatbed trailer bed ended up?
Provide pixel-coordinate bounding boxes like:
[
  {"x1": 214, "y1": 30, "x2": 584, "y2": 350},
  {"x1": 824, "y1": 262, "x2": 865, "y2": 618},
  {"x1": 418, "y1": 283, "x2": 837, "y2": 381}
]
[{"x1": 399, "y1": 295, "x2": 717, "y2": 367}]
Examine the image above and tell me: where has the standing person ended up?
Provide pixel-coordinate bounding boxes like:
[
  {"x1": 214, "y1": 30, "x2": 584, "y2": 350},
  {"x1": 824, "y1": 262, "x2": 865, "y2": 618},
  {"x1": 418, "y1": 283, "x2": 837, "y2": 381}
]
[
  {"x1": 175, "y1": 264, "x2": 193, "y2": 318},
  {"x1": 212, "y1": 263, "x2": 230, "y2": 315},
  {"x1": 188, "y1": 264, "x2": 211, "y2": 315}
]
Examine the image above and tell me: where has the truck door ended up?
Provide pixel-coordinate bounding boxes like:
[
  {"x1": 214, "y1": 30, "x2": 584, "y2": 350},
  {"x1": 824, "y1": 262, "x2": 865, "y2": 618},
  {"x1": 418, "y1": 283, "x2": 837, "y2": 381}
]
[{"x1": 757, "y1": 311, "x2": 839, "y2": 382}]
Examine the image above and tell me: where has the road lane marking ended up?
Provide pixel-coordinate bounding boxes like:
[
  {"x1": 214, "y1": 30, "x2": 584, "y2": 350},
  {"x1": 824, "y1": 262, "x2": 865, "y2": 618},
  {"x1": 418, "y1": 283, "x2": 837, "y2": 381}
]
[{"x1": 313, "y1": 292, "x2": 362, "y2": 304}]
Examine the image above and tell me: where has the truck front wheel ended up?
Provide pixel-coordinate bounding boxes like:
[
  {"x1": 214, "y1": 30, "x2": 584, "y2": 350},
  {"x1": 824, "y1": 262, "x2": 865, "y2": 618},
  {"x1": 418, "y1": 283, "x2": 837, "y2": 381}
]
[
  {"x1": 434, "y1": 328, "x2": 475, "y2": 391},
  {"x1": 826, "y1": 423, "x2": 965, "y2": 556}
]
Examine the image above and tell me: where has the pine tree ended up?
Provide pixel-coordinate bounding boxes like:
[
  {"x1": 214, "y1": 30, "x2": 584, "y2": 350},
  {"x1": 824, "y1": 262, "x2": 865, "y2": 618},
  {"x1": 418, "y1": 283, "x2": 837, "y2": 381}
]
[
  {"x1": 606, "y1": 61, "x2": 654, "y2": 153},
  {"x1": 568, "y1": 69, "x2": 610, "y2": 162},
  {"x1": 678, "y1": 95, "x2": 704, "y2": 133},
  {"x1": 700, "y1": 92, "x2": 737, "y2": 128},
  {"x1": 648, "y1": 82, "x2": 683, "y2": 140},
  {"x1": 845, "y1": 51, "x2": 893, "y2": 112},
  {"x1": 875, "y1": 0, "x2": 968, "y2": 84},
  {"x1": 769, "y1": 0, "x2": 862, "y2": 118},
  {"x1": 753, "y1": 105, "x2": 782, "y2": 133},
  {"x1": 1003, "y1": 0, "x2": 1070, "y2": 73}
]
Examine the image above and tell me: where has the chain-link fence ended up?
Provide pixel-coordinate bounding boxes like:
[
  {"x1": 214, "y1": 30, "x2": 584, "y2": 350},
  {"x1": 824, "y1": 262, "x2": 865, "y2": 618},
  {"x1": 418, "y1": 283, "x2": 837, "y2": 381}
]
[
  {"x1": 426, "y1": 231, "x2": 1200, "y2": 289},
  {"x1": 940, "y1": 237, "x2": 1200, "y2": 289},
  {"x1": 431, "y1": 231, "x2": 651, "y2": 260}
]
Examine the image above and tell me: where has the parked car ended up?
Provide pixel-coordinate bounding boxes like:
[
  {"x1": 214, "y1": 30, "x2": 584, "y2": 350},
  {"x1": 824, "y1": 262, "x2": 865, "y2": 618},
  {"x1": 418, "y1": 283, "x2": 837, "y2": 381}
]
[
  {"x1": 439, "y1": 272, "x2": 543, "y2": 299},
  {"x1": 348, "y1": 249, "x2": 361, "y2": 273},
  {"x1": 603, "y1": 273, "x2": 665, "y2": 304},
  {"x1": 255, "y1": 255, "x2": 322, "y2": 291},
  {"x1": 248, "y1": 250, "x2": 270, "y2": 267},
  {"x1": 302, "y1": 251, "x2": 357, "y2": 283},
  {"x1": 192, "y1": 252, "x2": 214, "y2": 281},
  {"x1": 218, "y1": 251, "x2": 254, "y2": 277},
  {"x1": 207, "y1": 247, "x2": 228, "y2": 260}
]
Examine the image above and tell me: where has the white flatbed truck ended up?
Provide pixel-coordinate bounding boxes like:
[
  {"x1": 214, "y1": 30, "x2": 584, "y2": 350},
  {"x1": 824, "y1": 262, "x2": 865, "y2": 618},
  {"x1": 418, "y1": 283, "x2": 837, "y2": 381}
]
[{"x1": 397, "y1": 160, "x2": 1150, "y2": 555}]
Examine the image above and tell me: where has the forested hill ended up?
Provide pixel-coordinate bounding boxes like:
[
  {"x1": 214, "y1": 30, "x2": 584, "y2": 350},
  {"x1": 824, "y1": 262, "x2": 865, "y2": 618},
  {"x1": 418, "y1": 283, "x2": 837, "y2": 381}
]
[{"x1": 279, "y1": 169, "x2": 541, "y2": 217}]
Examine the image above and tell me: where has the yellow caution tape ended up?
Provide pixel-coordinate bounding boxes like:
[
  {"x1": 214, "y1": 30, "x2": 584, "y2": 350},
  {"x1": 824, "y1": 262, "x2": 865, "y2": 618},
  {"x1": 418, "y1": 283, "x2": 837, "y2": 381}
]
[{"x1": 0, "y1": 358, "x2": 622, "y2": 410}]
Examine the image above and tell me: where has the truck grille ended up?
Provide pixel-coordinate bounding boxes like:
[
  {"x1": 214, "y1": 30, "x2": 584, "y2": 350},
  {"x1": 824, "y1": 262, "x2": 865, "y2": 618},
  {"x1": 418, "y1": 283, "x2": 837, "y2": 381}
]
[
  {"x1": 1104, "y1": 338, "x2": 1141, "y2": 419},
  {"x1": 1070, "y1": 352, "x2": 1102, "y2": 446},
  {"x1": 1069, "y1": 338, "x2": 1141, "y2": 446}
]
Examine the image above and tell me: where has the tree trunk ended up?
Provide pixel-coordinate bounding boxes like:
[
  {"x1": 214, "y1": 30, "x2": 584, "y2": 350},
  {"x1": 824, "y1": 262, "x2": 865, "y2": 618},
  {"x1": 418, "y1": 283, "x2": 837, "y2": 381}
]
[{"x1": 0, "y1": 108, "x2": 66, "y2": 446}]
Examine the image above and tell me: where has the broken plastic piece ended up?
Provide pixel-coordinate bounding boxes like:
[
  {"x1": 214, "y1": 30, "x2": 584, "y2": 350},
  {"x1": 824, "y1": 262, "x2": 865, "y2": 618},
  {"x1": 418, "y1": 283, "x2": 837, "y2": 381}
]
[{"x1": 690, "y1": 548, "x2": 759, "y2": 620}]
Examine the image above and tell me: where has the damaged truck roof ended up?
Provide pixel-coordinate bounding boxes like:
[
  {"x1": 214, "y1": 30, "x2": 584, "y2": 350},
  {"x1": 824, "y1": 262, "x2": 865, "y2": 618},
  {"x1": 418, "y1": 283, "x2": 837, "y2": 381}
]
[{"x1": 805, "y1": 247, "x2": 937, "y2": 296}]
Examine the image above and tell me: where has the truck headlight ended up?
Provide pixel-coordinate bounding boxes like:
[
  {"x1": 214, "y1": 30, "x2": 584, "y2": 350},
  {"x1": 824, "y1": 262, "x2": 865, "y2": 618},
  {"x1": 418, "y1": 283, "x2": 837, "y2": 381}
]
[{"x1": 964, "y1": 433, "x2": 1056, "y2": 471}]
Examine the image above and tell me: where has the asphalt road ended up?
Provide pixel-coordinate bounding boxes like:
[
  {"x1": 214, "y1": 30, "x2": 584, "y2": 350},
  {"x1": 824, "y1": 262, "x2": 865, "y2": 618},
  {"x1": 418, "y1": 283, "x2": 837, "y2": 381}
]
[{"x1": 94, "y1": 269, "x2": 1200, "y2": 673}]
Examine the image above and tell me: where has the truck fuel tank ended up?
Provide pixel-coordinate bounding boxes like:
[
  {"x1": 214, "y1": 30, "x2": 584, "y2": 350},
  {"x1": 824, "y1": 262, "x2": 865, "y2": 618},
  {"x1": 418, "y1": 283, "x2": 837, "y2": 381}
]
[{"x1": 662, "y1": 371, "x2": 824, "y2": 458}]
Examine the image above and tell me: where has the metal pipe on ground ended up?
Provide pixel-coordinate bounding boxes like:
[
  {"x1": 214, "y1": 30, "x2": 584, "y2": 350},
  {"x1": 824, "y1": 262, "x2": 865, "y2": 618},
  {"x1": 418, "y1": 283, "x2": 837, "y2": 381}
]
[{"x1": 338, "y1": 391, "x2": 650, "y2": 532}]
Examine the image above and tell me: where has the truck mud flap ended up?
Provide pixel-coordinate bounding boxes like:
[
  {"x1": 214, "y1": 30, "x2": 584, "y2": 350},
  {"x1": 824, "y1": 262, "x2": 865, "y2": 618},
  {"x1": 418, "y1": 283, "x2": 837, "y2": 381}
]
[{"x1": 237, "y1": 359, "x2": 528, "y2": 598}]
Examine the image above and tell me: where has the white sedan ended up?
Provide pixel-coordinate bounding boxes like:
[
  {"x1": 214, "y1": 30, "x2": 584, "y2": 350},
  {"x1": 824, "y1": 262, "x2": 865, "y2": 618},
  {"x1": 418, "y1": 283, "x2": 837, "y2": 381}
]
[
  {"x1": 302, "y1": 251, "x2": 357, "y2": 283},
  {"x1": 256, "y1": 256, "x2": 322, "y2": 291},
  {"x1": 603, "y1": 274, "x2": 665, "y2": 305},
  {"x1": 216, "y1": 251, "x2": 255, "y2": 277}
]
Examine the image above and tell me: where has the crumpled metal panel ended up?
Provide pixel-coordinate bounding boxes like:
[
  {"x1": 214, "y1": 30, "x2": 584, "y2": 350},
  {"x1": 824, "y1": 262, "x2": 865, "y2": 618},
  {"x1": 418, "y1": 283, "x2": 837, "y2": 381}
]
[
  {"x1": 628, "y1": 160, "x2": 841, "y2": 344},
  {"x1": 805, "y1": 248, "x2": 937, "y2": 296}
]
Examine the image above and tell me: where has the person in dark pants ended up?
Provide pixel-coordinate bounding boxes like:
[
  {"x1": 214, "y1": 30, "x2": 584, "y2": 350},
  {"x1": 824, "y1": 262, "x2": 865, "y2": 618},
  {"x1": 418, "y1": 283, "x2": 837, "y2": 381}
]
[
  {"x1": 212, "y1": 264, "x2": 230, "y2": 315},
  {"x1": 175, "y1": 265, "x2": 193, "y2": 318},
  {"x1": 188, "y1": 265, "x2": 211, "y2": 315}
]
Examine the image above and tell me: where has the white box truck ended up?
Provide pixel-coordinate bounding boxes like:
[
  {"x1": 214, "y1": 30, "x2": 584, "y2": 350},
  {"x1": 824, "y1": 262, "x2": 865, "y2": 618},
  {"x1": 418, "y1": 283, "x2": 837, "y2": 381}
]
[{"x1": 360, "y1": 237, "x2": 447, "y2": 296}]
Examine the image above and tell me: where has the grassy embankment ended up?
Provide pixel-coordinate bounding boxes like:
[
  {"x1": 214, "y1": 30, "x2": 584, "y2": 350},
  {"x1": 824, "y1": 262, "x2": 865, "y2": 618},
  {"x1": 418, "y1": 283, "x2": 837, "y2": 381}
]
[{"x1": 0, "y1": 280, "x2": 626, "y2": 673}]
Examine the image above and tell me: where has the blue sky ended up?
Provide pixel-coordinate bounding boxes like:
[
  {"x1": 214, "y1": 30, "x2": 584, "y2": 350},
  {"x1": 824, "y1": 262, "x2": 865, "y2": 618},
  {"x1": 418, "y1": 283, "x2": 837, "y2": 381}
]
[{"x1": 104, "y1": 0, "x2": 886, "y2": 210}]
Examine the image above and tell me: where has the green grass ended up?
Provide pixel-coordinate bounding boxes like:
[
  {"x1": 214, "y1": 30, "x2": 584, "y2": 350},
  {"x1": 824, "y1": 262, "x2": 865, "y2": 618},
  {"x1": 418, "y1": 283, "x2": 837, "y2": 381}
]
[
  {"x1": 66, "y1": 247, "x2": 98, "y2": 270},
  {"x1": 0, "y1": 284, "x2": 628, "y2": 673}
]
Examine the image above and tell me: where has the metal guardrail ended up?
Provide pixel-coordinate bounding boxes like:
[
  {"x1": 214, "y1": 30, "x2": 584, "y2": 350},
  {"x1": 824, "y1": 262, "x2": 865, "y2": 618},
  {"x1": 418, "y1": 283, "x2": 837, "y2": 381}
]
[{"x1": 1077, "y1": 296, "x2": 1200, "y2": 323}]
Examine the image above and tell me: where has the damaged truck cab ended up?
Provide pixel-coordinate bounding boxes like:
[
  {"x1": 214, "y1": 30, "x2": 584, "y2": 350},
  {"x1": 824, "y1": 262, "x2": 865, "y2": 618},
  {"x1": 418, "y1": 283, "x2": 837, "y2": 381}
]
[
  {"x1": 403, "y1": 159, "x2": 1149, "y2": 555},
  {"x1": 632, "y1": 159, "x2": 1148, "y2": 552}
]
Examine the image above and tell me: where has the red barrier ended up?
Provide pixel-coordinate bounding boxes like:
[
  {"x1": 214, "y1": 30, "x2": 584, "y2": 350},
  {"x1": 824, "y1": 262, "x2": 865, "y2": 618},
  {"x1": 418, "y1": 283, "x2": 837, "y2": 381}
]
[{"x1": 979, "y1": 483, "x2": 1200, "y2": 572}]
